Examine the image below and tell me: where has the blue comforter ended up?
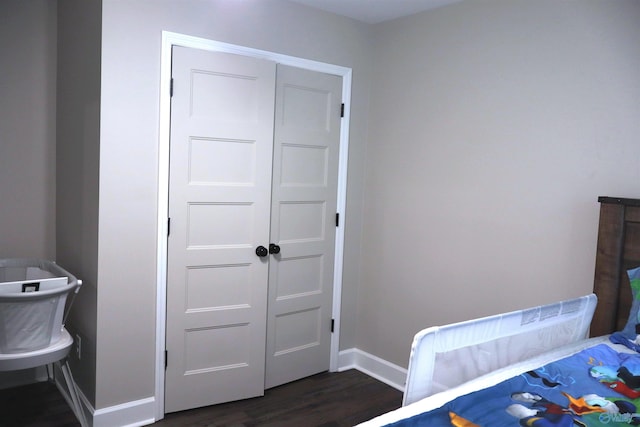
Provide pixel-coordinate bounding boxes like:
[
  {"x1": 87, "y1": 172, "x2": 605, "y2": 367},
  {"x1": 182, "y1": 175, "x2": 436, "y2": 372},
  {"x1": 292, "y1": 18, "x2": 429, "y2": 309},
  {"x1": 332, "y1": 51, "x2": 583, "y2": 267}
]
[{"x1": 388, "y1": 343, "x2": 640, "y2": 426}]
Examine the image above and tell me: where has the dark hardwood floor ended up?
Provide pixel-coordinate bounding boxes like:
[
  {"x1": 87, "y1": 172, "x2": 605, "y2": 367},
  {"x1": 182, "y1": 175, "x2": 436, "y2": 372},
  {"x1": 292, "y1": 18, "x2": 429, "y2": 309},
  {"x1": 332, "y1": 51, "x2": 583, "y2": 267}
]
[
  {"x1": 0, "y1": 370, "x2": 402, "y2": 427},
  {"x1": 0, "y1": 381, "x2": 79, "y2": 427}
]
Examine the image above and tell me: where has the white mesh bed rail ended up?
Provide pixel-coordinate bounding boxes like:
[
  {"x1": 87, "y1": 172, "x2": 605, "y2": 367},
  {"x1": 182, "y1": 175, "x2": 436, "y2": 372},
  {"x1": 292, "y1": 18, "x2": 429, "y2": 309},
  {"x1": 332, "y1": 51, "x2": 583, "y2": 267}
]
[{"x1": 402, "y1": 293, "x2": 597, "y2": 406}]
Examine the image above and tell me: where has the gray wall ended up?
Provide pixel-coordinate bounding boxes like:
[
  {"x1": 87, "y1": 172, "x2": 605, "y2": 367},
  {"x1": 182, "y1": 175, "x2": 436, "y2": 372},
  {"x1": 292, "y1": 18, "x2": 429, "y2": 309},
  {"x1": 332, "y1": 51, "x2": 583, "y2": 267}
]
[
  {"x1": 97, "y1": 0, "x2": 372, "y2": 409},
  {"x1": 56, "y1": 0, "x2": 102, "y2": 405},
  {"x1": 358, "y1": 0, "x2": 640, "y2": 368},
  {"x1": 0, "y1": 0, "x2": 57, "y2": 259}
]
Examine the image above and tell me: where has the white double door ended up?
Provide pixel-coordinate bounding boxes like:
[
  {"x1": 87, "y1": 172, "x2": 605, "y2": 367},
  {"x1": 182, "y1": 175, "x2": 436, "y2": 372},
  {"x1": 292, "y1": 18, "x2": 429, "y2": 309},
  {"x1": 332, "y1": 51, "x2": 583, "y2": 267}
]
[{"x1": 165, "y1": 46, "x2": 342, "y2": 413}]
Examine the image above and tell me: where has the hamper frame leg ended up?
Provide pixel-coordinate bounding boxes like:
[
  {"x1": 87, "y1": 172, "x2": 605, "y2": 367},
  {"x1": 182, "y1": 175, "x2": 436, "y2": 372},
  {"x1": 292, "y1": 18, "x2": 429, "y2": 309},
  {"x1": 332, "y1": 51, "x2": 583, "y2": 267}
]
[{"x1": 59, "y1": 360, "x2": 89, "y2": 427}]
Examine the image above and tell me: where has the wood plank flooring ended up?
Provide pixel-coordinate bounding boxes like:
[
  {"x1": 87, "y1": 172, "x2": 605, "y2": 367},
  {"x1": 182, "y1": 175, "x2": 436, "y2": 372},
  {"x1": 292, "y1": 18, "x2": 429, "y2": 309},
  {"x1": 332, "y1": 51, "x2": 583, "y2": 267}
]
[
  {"x1": 0, "y1": 370, "x2": 402, "y2": 426},
  {"x1": 0, "y1": 380, "x2": 79, "y2": 427}
]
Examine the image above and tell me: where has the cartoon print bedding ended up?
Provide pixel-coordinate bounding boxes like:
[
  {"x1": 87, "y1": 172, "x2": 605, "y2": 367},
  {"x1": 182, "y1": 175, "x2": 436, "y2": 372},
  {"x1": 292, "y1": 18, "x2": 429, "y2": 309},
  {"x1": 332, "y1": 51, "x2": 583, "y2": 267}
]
[{"x1": 386, "y1": 343, "x2": 640, "y2": 426}]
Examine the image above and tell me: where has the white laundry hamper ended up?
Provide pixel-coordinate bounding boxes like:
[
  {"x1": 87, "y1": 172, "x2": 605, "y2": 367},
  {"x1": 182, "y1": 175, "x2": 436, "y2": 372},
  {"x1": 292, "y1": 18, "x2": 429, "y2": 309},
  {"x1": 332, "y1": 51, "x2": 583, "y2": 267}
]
[{"x1": 0, "y1": 258, "x2": 82, "y2": 354}]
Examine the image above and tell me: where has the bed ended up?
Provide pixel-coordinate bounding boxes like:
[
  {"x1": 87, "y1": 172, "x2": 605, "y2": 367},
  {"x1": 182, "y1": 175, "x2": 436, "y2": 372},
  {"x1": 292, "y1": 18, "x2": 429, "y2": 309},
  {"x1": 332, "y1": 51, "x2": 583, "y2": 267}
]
[{"x1": 358, "y1": 196, "x2": 640, "y2": 427}]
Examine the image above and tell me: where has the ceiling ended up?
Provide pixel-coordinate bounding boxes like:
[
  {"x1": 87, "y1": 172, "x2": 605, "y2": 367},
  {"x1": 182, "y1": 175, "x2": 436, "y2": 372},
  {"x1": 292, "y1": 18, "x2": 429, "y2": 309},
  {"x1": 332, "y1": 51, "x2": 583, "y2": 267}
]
[{"x1": 287, "y1": 0, "x2": 463, "y2": 24}]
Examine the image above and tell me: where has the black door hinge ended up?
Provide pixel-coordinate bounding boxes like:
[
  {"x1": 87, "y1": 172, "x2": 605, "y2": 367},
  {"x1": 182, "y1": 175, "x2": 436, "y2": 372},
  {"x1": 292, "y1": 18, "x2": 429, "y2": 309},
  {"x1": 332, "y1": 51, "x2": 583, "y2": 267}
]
[
  {"x1": 331, "y1": 319, "x2": 335, "y2": 333},
  {"x1": 170, "y1": 78, "x2": 174, "y2": 97},
  {"x1": 340, "y1": 103, "x2": 344, "y2": 118},
  {"x1": 165, "y1": 350, "x2": 168, "y2": 369},
  {"x1": 167, "y1": 218, "x2": 171, "y2": 236},
  {"x1": 335, "y1": 213, "x2": 339, "y2": 227}
]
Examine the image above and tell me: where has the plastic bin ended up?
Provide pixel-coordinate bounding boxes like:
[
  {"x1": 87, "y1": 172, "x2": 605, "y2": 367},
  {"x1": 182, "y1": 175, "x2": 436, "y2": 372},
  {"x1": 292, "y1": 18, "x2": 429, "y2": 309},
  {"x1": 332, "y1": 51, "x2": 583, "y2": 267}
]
[{"x1": 0, "y1": 259, "x2": 81, "y2": 354}]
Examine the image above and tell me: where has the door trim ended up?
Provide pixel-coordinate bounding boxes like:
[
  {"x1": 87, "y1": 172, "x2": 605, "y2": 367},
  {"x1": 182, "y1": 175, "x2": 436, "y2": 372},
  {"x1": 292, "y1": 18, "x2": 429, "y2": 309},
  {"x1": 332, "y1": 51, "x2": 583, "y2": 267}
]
[{"x1": 156, "y1": 31, "x2": 352, "y2": 420}]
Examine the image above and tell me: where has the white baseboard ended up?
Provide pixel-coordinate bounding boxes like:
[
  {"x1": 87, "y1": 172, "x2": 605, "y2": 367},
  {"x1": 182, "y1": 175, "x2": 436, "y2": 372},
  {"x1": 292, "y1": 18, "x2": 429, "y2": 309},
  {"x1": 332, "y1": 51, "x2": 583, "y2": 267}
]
[
  {"x1": 338, "y1": 348, "x2": 407, "y2": 392},
  {"x1": 49, "y1": 348, "x2": 404, "y2": 426},
  {"x1": 91, "y1": 396, "x2": 156, "y2": 427},
  {"x1": 54, "y1": 374, "x2": 156, "y2": 427}
]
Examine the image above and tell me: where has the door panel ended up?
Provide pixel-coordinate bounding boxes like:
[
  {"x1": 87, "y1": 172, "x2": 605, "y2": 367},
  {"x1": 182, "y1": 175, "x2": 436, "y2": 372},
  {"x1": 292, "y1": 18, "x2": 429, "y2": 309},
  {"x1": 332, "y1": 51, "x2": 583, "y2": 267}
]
[
  {"x1": 265, "y1": 65, "x2": 342, "y2": 389},
  {"x1": 165, "y1": 46, "x2": 275, "y2": 413}
]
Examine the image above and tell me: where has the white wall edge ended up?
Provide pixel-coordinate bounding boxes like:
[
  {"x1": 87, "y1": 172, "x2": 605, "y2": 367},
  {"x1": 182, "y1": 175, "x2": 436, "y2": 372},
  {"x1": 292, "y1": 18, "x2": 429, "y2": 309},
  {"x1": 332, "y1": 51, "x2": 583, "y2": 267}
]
[
  {"x1": 338, "y1": 348, "x2": 407, "y2": 392},
  {"x1": 330, "y1": 67, "x2": 352, "y2": 372}
]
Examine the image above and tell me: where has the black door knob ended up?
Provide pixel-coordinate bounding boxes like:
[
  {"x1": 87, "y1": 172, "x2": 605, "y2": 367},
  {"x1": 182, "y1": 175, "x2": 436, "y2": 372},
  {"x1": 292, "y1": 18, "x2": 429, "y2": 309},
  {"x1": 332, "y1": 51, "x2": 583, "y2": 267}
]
[
  {"x1": 255, "y1": 245, "x2": 268, "y2": 257},
  {"x1": 269, "y1": 243, "x2": 281, "y2": 255}
]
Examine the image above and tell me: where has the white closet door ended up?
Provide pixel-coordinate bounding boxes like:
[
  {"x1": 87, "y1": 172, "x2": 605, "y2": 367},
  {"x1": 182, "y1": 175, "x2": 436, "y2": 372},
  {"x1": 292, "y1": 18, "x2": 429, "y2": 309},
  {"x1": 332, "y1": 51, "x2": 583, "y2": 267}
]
[
  {"x1": 265, "y1": 65, "x2": 342, "y2": 389},
  {"x1": 165, "y1": 46, "x2": 275, "y2": 413}
]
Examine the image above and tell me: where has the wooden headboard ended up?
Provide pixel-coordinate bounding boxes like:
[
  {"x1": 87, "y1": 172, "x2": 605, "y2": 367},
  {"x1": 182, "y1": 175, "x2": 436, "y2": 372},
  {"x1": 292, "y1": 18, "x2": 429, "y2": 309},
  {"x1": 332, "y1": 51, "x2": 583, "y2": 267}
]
[{"x1": 591, "y1": 196, "x2": 640, "y2": 337}]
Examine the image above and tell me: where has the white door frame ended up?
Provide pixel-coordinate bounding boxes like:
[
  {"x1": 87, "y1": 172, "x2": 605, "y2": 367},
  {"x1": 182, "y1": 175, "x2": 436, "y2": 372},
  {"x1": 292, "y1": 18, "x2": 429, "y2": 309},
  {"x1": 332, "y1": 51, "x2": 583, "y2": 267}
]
[{"x1": 155, "y1": 31, "x2": 352, "y2": 420}]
